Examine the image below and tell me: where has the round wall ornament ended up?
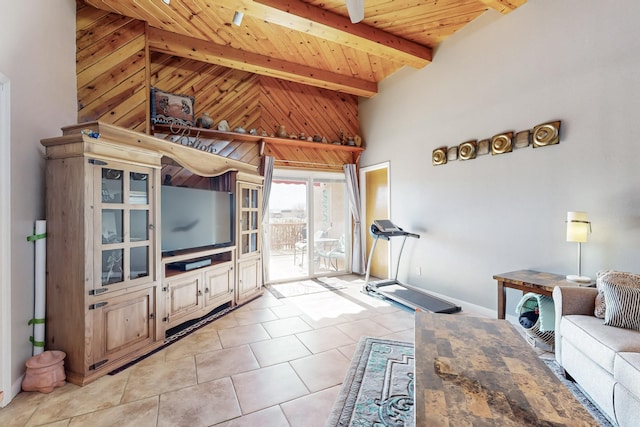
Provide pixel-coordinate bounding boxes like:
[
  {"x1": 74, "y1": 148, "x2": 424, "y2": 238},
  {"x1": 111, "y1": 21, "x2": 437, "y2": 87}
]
[
  {"x1": 458, "y1": 140, "x2": 477, "y2": 160},
  {"x1": 432, "y1": 147, "x2": 447, "y2": 166},
  {"x1": 491, "y1": 132, "x2": 514, "y2": 155},
  {"x1": 532, "y1": 121, "x2": 561, "y2": 147}
]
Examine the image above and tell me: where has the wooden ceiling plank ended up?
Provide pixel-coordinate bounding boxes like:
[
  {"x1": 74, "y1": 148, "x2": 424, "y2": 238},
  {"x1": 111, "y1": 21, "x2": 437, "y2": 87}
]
[
  {"x1": 79, "y1": 61, "x2": 146, "y2": 111},
  {"x1": 477, "y1": 0, "x2": 527, "y2": 14},
  {"x1": 76, "y1": 3, "x2": 113, "y2": 32},
  {"x1": 147, "y1": 27, "x2": 378, "y2": 97},
  {"x1": 77, "y1": 12, "x2": 135, "y2": 51},
  {"x1": 77, "y1": 38, "x2": 145, "y2": 88},
  {"x1": 243, "y1": 0, "x2": 432, "y2": 69},
  {"x1": 315, "y1": 38, "x2": 360, "y2": 80},
  {"x1": 84, "y1": 0, "x2": 166, "y2": 29},
  {"x1": 77, "y1": 20, "x2": 146, "y2": 74}
]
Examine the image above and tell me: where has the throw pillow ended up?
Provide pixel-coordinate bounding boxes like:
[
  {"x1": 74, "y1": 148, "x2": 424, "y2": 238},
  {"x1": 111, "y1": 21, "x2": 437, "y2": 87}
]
[
  {"x1": 602, "y1": 281, "x2": 640, "y2": 330},
  {"x1": 150, "y1": 87, "x2": 195, "y2": 127},
  {"x1": 595, "y1": 270, "x2": 640, "y2": 319}
]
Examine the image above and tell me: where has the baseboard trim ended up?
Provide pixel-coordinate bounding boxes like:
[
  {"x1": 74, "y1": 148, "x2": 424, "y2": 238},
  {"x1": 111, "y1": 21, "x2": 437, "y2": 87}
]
[{"x1": 423, "y1": 288, "x2": 497, "y2": 318}]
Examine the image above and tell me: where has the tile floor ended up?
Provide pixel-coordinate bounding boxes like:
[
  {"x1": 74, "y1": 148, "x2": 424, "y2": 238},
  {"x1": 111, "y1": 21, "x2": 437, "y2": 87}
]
[{"x1": 1, "y1": 275, "x2": 490, "y2": 427}]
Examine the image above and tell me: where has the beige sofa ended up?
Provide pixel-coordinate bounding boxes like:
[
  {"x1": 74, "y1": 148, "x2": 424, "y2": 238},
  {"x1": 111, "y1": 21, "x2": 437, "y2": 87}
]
[{"x1": 553, "y1": 285, "x2": 640, "y2": 426}]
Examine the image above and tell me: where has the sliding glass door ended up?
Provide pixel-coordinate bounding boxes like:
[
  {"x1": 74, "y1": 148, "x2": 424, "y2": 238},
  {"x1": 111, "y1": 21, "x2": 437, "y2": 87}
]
[
  {"x1": 265, "y1": 169, "x2": 349, "y2": 283},
  {"x1": 311, "y1": 176, "x2": 347, "y2": 276}
]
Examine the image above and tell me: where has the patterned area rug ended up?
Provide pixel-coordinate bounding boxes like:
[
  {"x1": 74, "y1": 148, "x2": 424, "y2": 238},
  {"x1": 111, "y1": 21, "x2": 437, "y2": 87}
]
[
  {"x1": 327, "y1": 338, "x2": 614, "y2": 427},
  {"x1": 266, "y1": 278, "x2": 347, "y2": 299},
  {"x1": 327, "y1": 337, "x2": 414, "y2": 427}
]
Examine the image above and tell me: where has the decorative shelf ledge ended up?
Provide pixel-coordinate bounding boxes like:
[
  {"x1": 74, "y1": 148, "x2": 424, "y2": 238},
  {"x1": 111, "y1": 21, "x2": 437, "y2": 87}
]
[{"x1": 152, "y1": 124, "x2": 365, "y2": 153}]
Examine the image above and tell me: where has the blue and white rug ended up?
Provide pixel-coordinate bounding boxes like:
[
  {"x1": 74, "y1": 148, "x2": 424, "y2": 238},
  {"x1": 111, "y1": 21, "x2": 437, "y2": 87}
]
[{"x1": 327, "y1": 337, "x2": 414, "y2": 427}]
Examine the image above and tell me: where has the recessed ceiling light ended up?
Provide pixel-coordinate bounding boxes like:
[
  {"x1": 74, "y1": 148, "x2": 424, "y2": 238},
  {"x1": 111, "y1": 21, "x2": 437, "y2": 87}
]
[
  {"x1": 162, "y1": 0, "x2": 170, "y2": 4},
  {"x1": 232, "y1": 11, "x2": 244, "y2": 26}
]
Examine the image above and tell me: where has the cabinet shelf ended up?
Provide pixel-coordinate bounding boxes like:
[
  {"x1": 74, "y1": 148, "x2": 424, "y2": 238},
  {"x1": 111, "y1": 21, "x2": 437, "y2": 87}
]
[{"x1": 163, "y1": 248, "x2": 234, "y2": 278}]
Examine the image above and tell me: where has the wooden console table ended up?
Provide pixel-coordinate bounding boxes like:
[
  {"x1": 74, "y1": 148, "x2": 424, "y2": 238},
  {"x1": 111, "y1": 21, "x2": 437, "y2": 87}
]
[
  {"x1": 493, "y1": 270, "x2": 593, "y2": 320},
  {"x1": 415, "y1": 312, "x2": 598, "y2": 426}
]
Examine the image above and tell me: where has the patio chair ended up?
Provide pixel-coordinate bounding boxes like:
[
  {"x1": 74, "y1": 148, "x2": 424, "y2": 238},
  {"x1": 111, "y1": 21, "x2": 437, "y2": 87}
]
[
  {"x1": 294, "y1": 229, "x2": 327, "y2": 266},
  {"x1": 319, "y1": 234, "x2": 345, "y2": 271}
]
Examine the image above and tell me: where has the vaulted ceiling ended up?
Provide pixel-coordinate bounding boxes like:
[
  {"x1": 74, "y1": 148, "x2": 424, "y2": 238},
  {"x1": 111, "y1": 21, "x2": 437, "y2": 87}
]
[{"x1": 81, "y1": 0, "x2": 526, "y2": 98}]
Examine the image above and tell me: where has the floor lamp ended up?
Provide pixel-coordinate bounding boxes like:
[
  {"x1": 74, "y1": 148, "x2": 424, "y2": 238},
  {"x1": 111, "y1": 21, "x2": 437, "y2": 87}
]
[{"x1": 566, "y1": 211, "x2": 591, "y2": 283}]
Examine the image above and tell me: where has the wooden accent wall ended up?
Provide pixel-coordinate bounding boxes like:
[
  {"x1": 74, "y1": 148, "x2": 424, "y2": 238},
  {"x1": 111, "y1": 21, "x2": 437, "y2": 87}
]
[
  {"x1": 76, "y1": 2, "x2": 148, "y2": 132},
  {"x1": 76, "y1": 2, "x2": 360, "y2": 173}
]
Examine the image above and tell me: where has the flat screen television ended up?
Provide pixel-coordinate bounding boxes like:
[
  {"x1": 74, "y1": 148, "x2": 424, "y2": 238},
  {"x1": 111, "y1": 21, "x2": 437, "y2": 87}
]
[{"x1": 161, "y1": 185, "x2": 234, "y2": 255}]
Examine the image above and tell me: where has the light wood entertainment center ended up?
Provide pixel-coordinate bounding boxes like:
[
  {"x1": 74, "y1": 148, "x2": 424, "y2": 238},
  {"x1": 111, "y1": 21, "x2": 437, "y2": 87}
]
[{"x1": 41, "y1": 122, "x2": 264, "y2": 385}]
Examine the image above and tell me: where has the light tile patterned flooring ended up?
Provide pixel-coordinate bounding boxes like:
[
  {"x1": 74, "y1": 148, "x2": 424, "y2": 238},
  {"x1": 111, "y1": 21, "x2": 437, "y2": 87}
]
[{"x1": 0, "y1": 275, "x2": 486, "y2": 427}]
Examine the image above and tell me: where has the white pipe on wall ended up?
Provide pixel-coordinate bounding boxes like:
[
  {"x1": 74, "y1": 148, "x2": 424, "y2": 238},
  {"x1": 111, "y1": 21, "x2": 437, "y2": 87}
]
[{"x1": 30, "y1": 220, "x2": 46, "y2": 356}]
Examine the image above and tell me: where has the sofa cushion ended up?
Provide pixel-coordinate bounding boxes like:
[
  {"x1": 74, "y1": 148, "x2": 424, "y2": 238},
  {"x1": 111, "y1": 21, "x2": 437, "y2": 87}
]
[
  {"x1": 602, "y1": 282, "x2": 640, "y2": 330},
  {"x1": 615, "y1": 352, "x2": 640, "y2": 399},
  {"x1": 595, "y1": 270, "x2": 640, "y2": 319},
  {"x1": 561, "y1": 315, "x2": 640, "y2": 374}
]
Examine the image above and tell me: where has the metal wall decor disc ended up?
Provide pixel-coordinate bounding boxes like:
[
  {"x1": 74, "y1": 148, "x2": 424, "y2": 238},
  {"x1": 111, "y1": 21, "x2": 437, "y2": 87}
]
[
  {"x1": 432, "y1": 148, "x2": 447, "y2": 165},
  {"x1": 491, "y1": 135, "x2": 512, "y2": 154},
  {"x1": 533, "y1": 124, "x2": 558, "y2": 146},
  {"x1": 459, "y1": 141, "x2": 476, "y2": 160}
]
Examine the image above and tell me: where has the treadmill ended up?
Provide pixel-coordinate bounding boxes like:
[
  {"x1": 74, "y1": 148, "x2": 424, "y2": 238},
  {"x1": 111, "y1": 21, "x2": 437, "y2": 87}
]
[{"x1": 363, "y1": 220, "x2": 462, "y2": 314}]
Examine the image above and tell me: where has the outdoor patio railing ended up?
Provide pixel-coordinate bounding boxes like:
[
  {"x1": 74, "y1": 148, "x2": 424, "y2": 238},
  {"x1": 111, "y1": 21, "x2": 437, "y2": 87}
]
[{"x1": 268, "y1": 222, "x2": 305, "y2": 250}]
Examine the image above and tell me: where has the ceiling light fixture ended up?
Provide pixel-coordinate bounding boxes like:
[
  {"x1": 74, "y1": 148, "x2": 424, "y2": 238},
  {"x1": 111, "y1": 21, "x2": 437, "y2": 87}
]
[
  {"x1": 162, "y1": 0, "x2": 170, "y2": 4},
  {"x1": 232, "y1": 11, "x2": 244, "y2": 26}
]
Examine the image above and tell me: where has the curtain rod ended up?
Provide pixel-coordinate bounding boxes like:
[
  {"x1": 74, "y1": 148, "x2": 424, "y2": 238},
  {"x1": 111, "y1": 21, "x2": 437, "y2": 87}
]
[{"x1": 274, "y1": 159, "x2": 344, "y2": 169}]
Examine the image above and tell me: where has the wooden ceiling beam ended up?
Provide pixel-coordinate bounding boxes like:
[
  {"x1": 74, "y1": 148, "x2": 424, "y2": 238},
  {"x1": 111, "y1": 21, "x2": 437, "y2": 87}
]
[
  {"x1": 147, "y1": 27, "x2": 378, "y2": 98},
  {"x1": 478, "y1": 0, "x2": 527, "y2": 14},
  {"x1": 240, "y1": 0, "x2": 432, "y2": 69}
]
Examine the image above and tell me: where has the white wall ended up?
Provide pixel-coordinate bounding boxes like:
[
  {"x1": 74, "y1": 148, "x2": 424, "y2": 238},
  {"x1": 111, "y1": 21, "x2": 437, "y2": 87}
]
[
  {"x1": 0, "y1": 0, "x2": 77, "y2": 402},
  {"x1": 360, "y1": 0, "x2": 640, "y2": 313}
]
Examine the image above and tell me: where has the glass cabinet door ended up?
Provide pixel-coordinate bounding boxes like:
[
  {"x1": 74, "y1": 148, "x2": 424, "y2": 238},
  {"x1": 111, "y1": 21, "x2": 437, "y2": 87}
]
[
  {"x1": 97, "y1": 162, "x2": 154, "y2": 291},
  {"x1": 239, "y1": 184, "x2": 261, "y2": 257}
]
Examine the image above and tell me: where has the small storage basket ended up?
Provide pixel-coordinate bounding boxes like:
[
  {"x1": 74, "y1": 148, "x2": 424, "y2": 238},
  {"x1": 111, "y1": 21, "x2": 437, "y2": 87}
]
[{"x1": 516, "y1": 293, "x2": 555, "y2": 352}]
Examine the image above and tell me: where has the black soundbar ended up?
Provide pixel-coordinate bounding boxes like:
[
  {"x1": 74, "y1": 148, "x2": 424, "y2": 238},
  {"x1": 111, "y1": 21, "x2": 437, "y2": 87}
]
[{"x1": 168, "y1": 258, "x2": 212, "y2": 271}]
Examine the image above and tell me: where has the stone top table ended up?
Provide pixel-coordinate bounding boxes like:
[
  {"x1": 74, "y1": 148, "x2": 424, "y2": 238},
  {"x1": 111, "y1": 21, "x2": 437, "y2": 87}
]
[{"x1": 415, "y1": 312, "x2": 598, "y2": 426}]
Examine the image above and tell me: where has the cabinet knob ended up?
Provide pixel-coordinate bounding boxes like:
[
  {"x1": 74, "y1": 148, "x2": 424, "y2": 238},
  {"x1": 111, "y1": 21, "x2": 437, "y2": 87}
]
[
  {"x1": 198, "y1": 290, "x2": 203, "y2": 296},
  {"x1": 205, "y1": 288, "x2": 210, "y2": 293},
  {"x1": 149, "y1": 313, "x2": 155, "y2": 319},
  {"x1": 149, "y1": 224, "x2": 155, "y2": 230}
]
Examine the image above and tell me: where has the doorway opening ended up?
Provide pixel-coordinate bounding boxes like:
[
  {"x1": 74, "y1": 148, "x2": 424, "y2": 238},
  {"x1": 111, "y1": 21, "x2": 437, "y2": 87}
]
[
  {"x1": 0, "y1": 73, "x2": 12, "y2": 406},
  {"x1": 265, "y1": 169, "x2": 350, "y2": 283},
  {"x1": 360, "y1": 162, "x2": 390, "y2": 280}
]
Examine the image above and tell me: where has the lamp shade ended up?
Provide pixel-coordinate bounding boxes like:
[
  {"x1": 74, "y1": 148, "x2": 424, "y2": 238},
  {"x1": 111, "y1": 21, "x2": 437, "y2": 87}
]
[{"x1": 566, "y1": 211, "x2": 590, "y2": 243}]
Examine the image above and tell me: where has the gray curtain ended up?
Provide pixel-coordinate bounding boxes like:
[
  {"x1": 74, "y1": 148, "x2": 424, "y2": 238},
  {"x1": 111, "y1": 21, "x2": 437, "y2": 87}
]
[
  {"x1": 261, "y1": 156, "x2": 274, "y2": 220},
  {"x1": 343, "y1": 164, "x2": 365, "y2": 274},
  {"x1": 261, "y1": 156, "x2": 274, "y2": 281}
]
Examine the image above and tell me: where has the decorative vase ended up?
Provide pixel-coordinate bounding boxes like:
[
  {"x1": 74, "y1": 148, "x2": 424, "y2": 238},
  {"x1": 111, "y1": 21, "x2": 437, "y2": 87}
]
[
  {"x1": 217, "y1": 120, "x2": 230, "y2": 132},
  {"x1": 22, "y1": 350, "x2": 66, "y2": 393},
  {"x1": 276, "y1": 125, "x2": 287, "y2": 138},
  {"x1": 196, "y1": 112, "x2": 214, "y2": 129}
]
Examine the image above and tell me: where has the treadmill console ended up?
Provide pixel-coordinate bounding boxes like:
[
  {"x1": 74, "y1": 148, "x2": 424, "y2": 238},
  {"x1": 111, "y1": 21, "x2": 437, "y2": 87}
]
[
  {"x1": 371, "y1": 220, "x2": 419, "y2": 238},
  {"x1": 373, "y1": 219, "x2": 401, "y2": 233}
]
